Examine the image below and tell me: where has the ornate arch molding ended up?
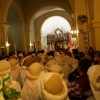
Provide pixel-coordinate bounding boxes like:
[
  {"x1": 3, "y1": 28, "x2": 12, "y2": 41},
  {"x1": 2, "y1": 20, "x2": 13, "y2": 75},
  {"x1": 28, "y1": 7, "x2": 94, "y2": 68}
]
[
  {"x1": 1, "y1": 0, "x2": 13, "y2": 23},
  {"x1": 26, "y1": 2, "x2": 73, "y2": 31},
  {"x1": 34, "y1": 11, "x2": 73, "y2": 33},
  {"x1": 11, "y1": 1, "x2": 24, "y2": 23}
]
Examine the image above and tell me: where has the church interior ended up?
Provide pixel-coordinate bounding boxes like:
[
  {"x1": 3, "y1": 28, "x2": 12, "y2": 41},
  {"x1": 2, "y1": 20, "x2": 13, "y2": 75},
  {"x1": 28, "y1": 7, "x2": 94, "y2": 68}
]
[
  {"x1": 0, "y1": 0, "x2": 99, "y2": 55},
  {"x1": 0, "y1": 0, "x2": 100, "y2": 100}
]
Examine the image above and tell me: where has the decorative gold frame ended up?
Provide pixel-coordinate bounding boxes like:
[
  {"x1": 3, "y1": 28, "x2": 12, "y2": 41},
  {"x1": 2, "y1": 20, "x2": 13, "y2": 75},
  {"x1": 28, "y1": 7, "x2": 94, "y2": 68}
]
[{"x1": 55, "y1": 28, "x2": 63, "y2": 37}]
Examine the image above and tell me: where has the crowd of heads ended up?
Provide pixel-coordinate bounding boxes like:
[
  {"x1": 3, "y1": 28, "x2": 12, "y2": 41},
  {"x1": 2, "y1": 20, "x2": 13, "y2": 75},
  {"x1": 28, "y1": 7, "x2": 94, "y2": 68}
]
[{"x1": 0, "y1": 46, "x2": 99, "y2": 100}]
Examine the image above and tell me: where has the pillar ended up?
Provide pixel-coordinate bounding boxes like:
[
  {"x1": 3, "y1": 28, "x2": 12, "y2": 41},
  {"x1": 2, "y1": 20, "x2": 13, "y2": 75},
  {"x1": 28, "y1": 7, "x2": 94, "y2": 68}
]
[
  {"x1": 75, "y1": 0, "x2": 89, "y2": 53},
  {"x1": 91, "y1": 0, "x2": 100, "y2": 50},
  {"x1": 0, "y1": 24, "x2": 10, "y2": 56},
  {"x1": 35, "y1": 33, "x2": 41, "y2": 51}
]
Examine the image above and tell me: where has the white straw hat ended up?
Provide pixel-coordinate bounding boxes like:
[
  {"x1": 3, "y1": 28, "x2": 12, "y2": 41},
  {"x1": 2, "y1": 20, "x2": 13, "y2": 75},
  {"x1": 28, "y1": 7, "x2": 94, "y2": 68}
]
[
  {"x1": 63, "y1": 56, "x2": 71, "y2": 62},
  {"x1": 49, "y1": 64, "x2": 64, "y2": 77},
  {"x1": 60, "y1": 54, "x2": 65, "y2": 58},
  {"x1": 26, "y1": 62, "x2": 44, "y2": 80},
  {"x1": 37, "y1": 72, "x2": 69, "y2": 100},
  {"x1": 68, "y1": 57, "x2": 78, "y2": 72},
  {"x1": 54, "y1": 52, "x2": 60, "y2": 56},
  {"x1": 0, "y1": 60, "x2": 11, "y2": 76},
  {"x1": 45, "y1": 60, "x2": 56, "y2": 70},
  {"x1": 8, "y1": 59, "x2": 19, "y2": 70},
  {"x1": 56, "y1": 57, "x2": 65, "y2": 66}
]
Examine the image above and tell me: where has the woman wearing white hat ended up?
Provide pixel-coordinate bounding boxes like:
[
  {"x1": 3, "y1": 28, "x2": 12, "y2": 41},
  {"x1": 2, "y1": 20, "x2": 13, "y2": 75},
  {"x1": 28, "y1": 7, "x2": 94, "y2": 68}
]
[
  {"x1": 8, "y1": 59, "x2": 22, "y2": 87},
  {"x1": 37, "y1": 72, "x2": 69, "y2": 100},
  {"x1": 87, "y1": 65, "x2": 100, "y2": 100},
  {"x1": 44, "y1": 60, "x2": 56, "y2": 71},
  {"x1": 0, "y1": 60, "x2": 21, "y2": 99},
  {"x1": 48, "y1": 64, "x2": 69, "y2": 84},
  {"x1": 68, "y1": 57, "x2": 79, "y2": 82},
  {"x1": 21, "y1": 62, "x2": 44, "y2": 100},
  {"x1": 56, "y1": 57, "x2": 69, "y2": 79}
]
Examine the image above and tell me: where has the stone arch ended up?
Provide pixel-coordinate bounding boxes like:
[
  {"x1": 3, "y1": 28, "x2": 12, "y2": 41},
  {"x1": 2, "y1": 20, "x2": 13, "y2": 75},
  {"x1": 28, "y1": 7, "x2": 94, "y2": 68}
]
[
  {"x1": 1, "y1": 0, "x2": 13, "y2": 23},
  {"x1": 26, "y1": 2, "x2": 73, "y2": 31},
  {"x1": 11, "y1": 1, "x2": 24, "y2": 23},
  {"x1": 34, "y1": 11, "x2": 73, "y2": 34}
]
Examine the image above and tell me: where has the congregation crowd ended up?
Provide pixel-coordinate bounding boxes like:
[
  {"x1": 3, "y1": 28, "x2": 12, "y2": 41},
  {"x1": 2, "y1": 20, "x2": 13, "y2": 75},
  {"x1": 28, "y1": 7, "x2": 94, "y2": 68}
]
[{"x1": 0, "y1": 47, "x2": 100, "y2": 100}]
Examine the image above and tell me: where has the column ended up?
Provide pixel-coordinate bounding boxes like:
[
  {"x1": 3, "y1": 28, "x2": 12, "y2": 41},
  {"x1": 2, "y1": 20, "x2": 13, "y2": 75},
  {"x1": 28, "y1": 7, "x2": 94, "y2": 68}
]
[
  {"x1": 91, "y1": 0, "x2": 100, "y2": 50},
  {"x1": 0, "y1": 24, "x2": 10, "y2": 56},
  {"x1": 92, "y1": 20, "x2": 100, "y2": 50},
  {"x1": 35, "y1": 33, "x2": 41, "y2": 51},
  {"x1": 75, "y1": 0, "x2": 89, "y2": 53},
  {"x1": 25, "y1": 30, "x2": 30, "y2": 54}
]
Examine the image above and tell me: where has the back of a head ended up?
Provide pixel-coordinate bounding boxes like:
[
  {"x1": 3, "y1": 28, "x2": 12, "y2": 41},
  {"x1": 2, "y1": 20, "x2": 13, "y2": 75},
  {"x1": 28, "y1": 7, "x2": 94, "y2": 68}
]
[
  {"x1": 63, "y1": 56, "x2": 71, "y2": 62},
  {"x1": 8, "y1": 59, "x2": 19, "y2": 70},
  {"x1": 84, "y1": 54, "x2": 92, "y2": 61},
  {"x1": 18, "y1": 53, "x2": 24, "y2": 59},
  {"x1": 0, "y1": 60, "x2": 11, "y2": 76},
  {"x1": 45, "y1": 60, "x2": 56, "y2": 70},
  {"x1": 56, "y1": 57, "x2": 65, "y2": 66},
  {"x1": 96, "y1": 51, "x2": 100, "y2": 57},
  {"x1": 9, "y1": 55, "x2": 17, "y2": 60},
  {"x1": 26, "y1": 62, "x2": 44, "y2": 80},
  {"x1": 47, "y1": 55, "x2": 53, "y2": 61},
  {"x1": 72, "y1": 49, "x2": 78, "y2": 55},
  {"x1": 37, "y1": 72, "x2": 68, "y2": 100},
  {"x1": 88, "y1": 47, "x2": 94, "y2": 53},
  {"x1": 78, "y1": 52, "x2": 85, "y2": 59},
  {"x1": 22, "y1": 57, "x2": 36, "y2": 67},
  {"x1": 35, "y1": 56, "x2": 42, "y2": 63},
  {"x1": 65, "y1": 51, "x2": 72, "y2": 57},
  {"x1": 78, "y1": 58, "x2": 91, "y2": 73},
  {"x1": 49, "y1": 64, "x2": 64, "y2": 77}
]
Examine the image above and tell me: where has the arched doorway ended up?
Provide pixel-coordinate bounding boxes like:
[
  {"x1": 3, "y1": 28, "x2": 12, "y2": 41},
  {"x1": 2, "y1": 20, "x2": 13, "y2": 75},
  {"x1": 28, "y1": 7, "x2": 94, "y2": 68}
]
[{"x1": 41, "y1": 16, "x2": 71, "y2": 50}]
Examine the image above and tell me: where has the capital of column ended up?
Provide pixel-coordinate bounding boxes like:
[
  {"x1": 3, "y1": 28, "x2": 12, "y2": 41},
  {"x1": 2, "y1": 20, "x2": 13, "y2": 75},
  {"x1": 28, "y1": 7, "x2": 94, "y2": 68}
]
[
  {"x1": 92, "y1": 19, "x2": 100, "y2": 28},
  {"x1": 0, "y1": 24, "x2": 10, "y2": 30}
]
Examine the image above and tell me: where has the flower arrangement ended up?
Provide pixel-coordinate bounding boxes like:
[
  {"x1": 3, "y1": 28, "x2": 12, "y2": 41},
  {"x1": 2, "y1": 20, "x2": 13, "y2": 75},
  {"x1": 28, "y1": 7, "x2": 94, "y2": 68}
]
[{"x1": 0, "y1": 74, "x2": 21, "y2": 100}]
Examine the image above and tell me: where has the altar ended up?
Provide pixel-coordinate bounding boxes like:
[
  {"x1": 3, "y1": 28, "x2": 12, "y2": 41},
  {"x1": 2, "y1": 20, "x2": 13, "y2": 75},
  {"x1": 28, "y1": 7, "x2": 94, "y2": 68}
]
[{"x1": 46, "y1": 28, "x2": 78, "y2": 52}]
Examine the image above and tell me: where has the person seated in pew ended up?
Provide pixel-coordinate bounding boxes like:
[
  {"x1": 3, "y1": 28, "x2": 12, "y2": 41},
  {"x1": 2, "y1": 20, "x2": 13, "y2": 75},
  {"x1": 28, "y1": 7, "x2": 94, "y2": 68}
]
[{"x1": 67, "y1": 58, "x2": 92, "y2": 100}]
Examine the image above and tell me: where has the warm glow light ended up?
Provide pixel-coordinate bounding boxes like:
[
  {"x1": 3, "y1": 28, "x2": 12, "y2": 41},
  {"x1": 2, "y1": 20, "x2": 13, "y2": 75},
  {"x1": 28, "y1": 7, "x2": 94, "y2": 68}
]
[
  {"x1": 70, "y1": 30, "x2": 73, "y2": 34},
  {"x1": 6, "y1": 42, "x2": 10, "y2": 47},
  {"x1": 30, "y1": 42, "x2": 33, "y2": 47},
  {"x1": 70, "y1": 30, "x2": 78, "y2": 34},
  {"x1": 74, "y1": 30, "x2": 76, "y2": 34}
]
